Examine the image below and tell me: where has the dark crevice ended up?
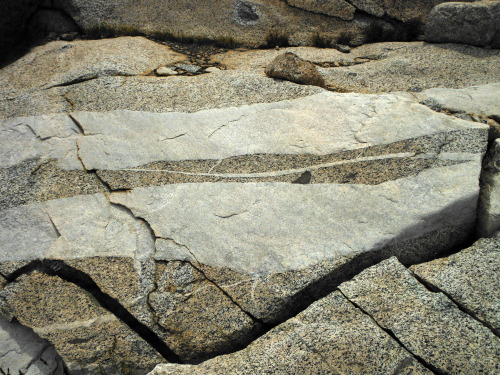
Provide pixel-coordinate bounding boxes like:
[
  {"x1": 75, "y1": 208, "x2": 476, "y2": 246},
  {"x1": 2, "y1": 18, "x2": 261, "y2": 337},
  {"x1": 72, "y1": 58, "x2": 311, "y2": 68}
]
[
  {"x1": 338, "y1": 288, "x2": 441, "y2": 375},
  {"x1": 4, "y1": 260, "x2": 183, "y2": 364},
  {"x1": 411, "y1": 272, "x2": 500, "y2": 338},
  {"x1": 68, "y1": 114, "x2": 85, "y2": 135},
  {"x1": 185, "y1": 260, "x2": 268, "y2": 327},
  {"x1": 45, "y1": 75, "x2": 100, "y2": 89}
]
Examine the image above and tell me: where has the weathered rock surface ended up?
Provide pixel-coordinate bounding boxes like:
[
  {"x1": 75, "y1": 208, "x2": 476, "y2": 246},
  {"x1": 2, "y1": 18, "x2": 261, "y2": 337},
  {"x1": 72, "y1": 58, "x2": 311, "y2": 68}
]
[
  {"x1": 212, "y1": 42, "x2": 500, "y2": 93},
  {"x1": 339, "y1": 257, "x2": 500, "y2": 374},
  {"x1": 426, "y1": 1, "x2": 500, "y2": 47},
  {"x1": 0, "y1": 88, "x2": 489, "y2": 371},
  {"x1": 0, "y1": 316, "x2": 66, "y2": 375},
  {"x1": 148, "y1": 290, "x2": 431, "y2": 374},
  {"x1": 3, "y1": 39, "x2": 499, "y2": 120},
  {"x1": 410, "y1": 238, "x2": 500, "y2": 335},
  {"x1": 413, "y1": 83, "x2": 500, "y2": 140},
  {"x1": 0, "y1": 38, "x2": 322, "y2": 119},
  {"x1": 0, "y1": 36, "x2": 186, "y2": 93},
  {"x1": 29, "y1": 0, "x2": 457, "y2": 47},
  {"x1": 265, "y1": 52, "x2": 325, "y2": 86},
  {"x1": 477, "y1": 140, "x2": 500, "y2": 237}
]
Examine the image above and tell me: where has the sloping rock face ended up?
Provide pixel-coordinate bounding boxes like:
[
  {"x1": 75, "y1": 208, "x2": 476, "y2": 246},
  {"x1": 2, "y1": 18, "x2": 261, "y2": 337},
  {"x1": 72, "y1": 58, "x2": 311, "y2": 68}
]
[
  {"x1": 212, "y1": 42, "x2": 500, "y2": 93},
  {"x1": 3, "y1": 39, "x2": 499, "y2": 120},
  {"x1": 150, "y1": 248, "x2": 500, "y2": 374},
  {"x1": 426, "y1": 1, "x2": 500, "y2": 48},
  {"x1": 21, "y1": 0, "x2": 458, "y2": 46},
  {"x1": 0, "y1": 87, "x2": 488, "y2": 371}
]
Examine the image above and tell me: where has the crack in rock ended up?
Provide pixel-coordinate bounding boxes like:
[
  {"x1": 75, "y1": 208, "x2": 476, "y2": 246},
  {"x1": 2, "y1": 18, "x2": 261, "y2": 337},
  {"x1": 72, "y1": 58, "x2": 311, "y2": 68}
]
[
  {"x1": 337, "y1": 288, "x2": 440, "y2": 374},
  {"x1": 4, "y1": 260, "x2": 183, "y2": 364}
]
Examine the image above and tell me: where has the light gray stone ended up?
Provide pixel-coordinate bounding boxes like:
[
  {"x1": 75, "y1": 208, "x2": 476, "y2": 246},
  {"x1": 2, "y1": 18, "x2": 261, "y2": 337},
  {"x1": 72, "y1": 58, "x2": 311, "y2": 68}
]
[
  {"x1": 100, "y1": 91, "x2": 488, "y2": 323},
  {"x1": 477, "y1": 139, "x2": 500, "y2": 237},
  {"x1": 148, "y1": 290, "x2": 431, "y2": 375},
  {"x1": 0, "y1": 194, "x2": 259, "y2": 364},
  {"x1": 416, "y1": 83, "x2": 500, "y2": 119},
  {"x1": 0, "y1": 114, "x2": 81, "y2": 170},
  {"x1": 425, "y1": 1, "x2": 500, "y2": 47},
  {"x1": 410, "y1": 238, "x2": 500, "y2": 335},
  {"x1": 156, "y1": 67, "x2": 178, "y2": 76},
  {"x1": 0, "y1": 316, "x2": 66, "y2": 375},
  {"x1": 73, "y1": 91, "x2": 486, "y2": 170},
  {"x1": 339, "y1": 257, "x2": 500, "y2": 374}
]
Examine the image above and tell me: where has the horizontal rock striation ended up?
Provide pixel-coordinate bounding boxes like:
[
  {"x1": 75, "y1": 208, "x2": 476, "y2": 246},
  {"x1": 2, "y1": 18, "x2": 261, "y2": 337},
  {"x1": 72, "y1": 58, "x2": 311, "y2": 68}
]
[{"x1": 0, "y1": 89, "x2": 489, "y2": 371}]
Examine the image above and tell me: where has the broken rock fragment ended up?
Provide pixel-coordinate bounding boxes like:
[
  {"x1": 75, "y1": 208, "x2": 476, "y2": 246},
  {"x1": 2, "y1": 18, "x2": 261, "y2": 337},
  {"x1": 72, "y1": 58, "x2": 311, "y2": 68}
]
[
  {"x1": 265, "y1": 52, "x2": 325, "y2": 87},
  {"x1": 339, "y1": 257, "x2": 500, "y2": 374}
]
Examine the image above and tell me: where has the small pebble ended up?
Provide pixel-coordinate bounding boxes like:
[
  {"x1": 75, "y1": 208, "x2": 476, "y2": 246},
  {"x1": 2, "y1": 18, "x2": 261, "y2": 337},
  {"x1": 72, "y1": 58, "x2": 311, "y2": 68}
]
[
  {"x1": 156, "y1": 67, "x2": 178, "y2": 76},
  {"x1": 205, "y1": 67, "x2": 221, "y2": 73}
]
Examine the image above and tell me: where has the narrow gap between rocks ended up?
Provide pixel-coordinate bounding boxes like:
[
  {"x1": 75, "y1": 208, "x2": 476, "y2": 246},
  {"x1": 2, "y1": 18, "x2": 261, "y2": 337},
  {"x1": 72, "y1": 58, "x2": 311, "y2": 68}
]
[
  {"x1": 337, "y1": 288, "x2": 442, "y2": 375},
  {"x1": 5, "y1": 260, "x2": 183, "y2": 364},
  {"x1": 411, "y1": 272, "x2": 500, "y2": 338}
]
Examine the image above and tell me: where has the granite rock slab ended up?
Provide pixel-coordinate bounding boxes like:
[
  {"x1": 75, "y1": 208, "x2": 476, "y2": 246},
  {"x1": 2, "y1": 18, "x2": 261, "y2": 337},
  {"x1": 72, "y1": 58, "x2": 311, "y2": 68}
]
[
  {"x1": 411, "y1": 238, "x2": 500, "y2": 335},
  {"x1": 148, "y1": 291, "x2": 431, "y2": 375},
  {"x1": 339, "y1": 257, "x2": 500, "y2": 374}
]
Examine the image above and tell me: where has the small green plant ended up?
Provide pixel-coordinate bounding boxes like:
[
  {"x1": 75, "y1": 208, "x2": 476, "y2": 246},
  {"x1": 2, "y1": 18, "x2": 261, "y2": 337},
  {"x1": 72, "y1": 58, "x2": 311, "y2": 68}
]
[
  {"x1": 85, "y1": 23, "x2": 144, "y2": 39},
  {"x1": 336, "y1": 31, "x2": 352, "y2": 46},
  {"x1": 215, "y1": 35, "x2": 239, "y2": 49},
  {"x1": 265, "y1": 29, "x2": 290, "y2": 48},
  {"x1": 312, "y1": 32, "x2": 332, "y2": 48}
]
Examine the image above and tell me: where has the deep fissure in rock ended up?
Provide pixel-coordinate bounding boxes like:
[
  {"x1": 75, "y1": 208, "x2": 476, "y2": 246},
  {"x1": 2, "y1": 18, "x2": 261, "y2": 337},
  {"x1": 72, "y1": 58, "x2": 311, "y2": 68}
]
[{"x1": 5, "y1": 259, "x2": 183, "y2": 364}]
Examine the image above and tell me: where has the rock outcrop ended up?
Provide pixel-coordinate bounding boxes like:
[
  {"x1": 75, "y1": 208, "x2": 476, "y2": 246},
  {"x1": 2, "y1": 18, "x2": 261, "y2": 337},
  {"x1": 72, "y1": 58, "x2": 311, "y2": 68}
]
[
  {"x1": 425, "y1": 1, "x2": 500, "y2": 48},
  {"x1": 1, "y1": 27, "x2": 499, "y2": 374},
  {"x1": 213, "y1": 42, "x2": 500, "y2": 93},
  {"x1": 149, "y1": 243, "x2": 500, "y2": 374},
  {"x1": 0, "y1": 87, "x2": 489, "y2": 371}
]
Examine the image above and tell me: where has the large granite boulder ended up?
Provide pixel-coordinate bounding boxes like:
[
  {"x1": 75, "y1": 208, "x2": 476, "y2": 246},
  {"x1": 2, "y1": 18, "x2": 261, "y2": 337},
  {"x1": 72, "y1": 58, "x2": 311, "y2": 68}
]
[
  {"x1": 40, "y1": 0, "x2": 458, "y2": 46},
  {"x1": 425, "y1": 1, "x2": 500, "y2": 47}
]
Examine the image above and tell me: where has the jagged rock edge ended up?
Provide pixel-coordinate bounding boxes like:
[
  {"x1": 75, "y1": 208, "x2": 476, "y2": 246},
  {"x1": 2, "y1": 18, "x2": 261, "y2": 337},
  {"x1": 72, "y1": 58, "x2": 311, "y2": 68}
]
[
  {"x1": 410, "y1": 271, "x2": 500, "y2": 338},
  {"x1": 337, "y1": 288, "x2": 441, "y2": 374},
  {"x1": 3, "y1": 259, "x2": 183, "y2": 364}
]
